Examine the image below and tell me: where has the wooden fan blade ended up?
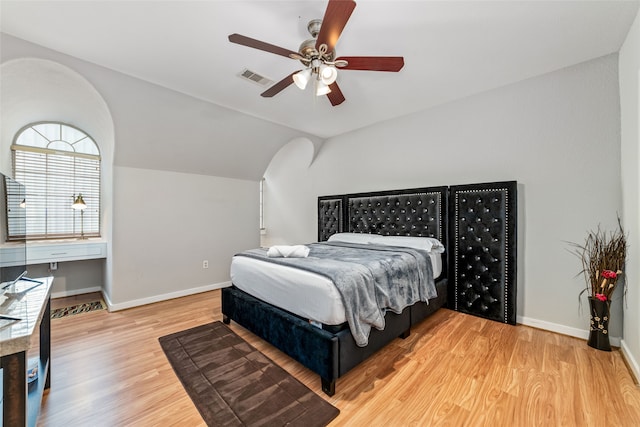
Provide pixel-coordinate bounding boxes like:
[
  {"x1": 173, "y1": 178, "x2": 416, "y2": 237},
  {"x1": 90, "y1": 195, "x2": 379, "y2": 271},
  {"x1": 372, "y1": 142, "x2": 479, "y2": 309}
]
[
  {"x1": 261, "y1": 71, "x2": 300, "y2": 98},
  {"x1": 315, "y1": 0, "x2": 356, "y2": 54},
  {"x1": 335, "y1": 56, "x2": 405, "y2": 72},
  {"x1": 229, "y1": 33, "x2": 298, "y2": 59},
  {"x1": 326, "y1": 82, "x2": 345, "y2": 106}
]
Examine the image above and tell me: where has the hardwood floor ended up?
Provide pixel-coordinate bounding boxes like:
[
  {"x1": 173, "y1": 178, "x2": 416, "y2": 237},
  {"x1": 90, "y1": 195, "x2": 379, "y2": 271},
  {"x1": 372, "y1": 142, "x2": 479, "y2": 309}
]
[{"x1": 38, "y1": 290, "x2": 640, "y2": 426}]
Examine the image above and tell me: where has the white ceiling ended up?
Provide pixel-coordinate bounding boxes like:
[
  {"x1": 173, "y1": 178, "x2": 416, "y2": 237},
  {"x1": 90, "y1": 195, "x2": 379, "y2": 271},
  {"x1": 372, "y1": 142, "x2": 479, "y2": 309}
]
[{"x1": 1, "y1": 0, "x2": 638, "y2": 139}]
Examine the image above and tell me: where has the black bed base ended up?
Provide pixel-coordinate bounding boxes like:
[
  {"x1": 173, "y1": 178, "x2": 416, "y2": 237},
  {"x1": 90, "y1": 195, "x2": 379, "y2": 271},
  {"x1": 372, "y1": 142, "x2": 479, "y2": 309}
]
[{"x1": 221, "y1": 280, "x2": 447, "y2": 396}]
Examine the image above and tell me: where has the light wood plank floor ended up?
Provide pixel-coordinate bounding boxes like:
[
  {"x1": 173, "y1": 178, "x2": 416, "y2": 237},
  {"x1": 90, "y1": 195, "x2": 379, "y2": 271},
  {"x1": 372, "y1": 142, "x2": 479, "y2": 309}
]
[{"x1": 38, "y1": 290, "x2": 640, "y2": 426}]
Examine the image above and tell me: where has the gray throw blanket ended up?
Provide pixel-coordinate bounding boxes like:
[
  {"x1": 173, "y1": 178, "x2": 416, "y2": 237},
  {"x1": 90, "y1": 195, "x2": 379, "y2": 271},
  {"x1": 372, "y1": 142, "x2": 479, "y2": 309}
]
[{"x1": 235, "y1": 242, "x2": 436, "y2": 347}]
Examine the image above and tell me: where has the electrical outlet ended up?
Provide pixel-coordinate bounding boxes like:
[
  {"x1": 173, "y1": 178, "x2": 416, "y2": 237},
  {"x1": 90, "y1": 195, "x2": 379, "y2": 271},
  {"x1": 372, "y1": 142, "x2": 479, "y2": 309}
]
[{"x1": 202, "y1": 260, "x2": 209, "y2": 269}]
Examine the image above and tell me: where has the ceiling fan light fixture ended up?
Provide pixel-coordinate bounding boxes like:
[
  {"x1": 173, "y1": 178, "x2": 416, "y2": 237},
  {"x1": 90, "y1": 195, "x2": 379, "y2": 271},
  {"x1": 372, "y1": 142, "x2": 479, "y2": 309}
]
[
  {"x1": 319, "y1": 64, "x2": 338, "y2": 85},
  {"x1": 315, "y1": 80, "x2": 332, "y2": 96},
  {"x1": 293, "y1": 68, "x2": 312, "y2": 90},
  {"x1": 228, "y1": 0, "x2": 403, "y2": 106}
]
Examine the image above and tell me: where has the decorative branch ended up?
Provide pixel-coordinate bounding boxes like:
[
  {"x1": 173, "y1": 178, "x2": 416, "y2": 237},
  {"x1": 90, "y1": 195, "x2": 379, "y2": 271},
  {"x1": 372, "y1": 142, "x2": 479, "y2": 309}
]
[{"x1": 570, "y1": 218, "x2": 627, "y2": 302}]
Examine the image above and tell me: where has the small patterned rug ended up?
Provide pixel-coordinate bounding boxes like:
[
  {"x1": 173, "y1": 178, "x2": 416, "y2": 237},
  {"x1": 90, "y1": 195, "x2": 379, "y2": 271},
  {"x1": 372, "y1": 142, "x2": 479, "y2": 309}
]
[{"x1": 51, "y1": 299, "x2": 107, "y2": 319}]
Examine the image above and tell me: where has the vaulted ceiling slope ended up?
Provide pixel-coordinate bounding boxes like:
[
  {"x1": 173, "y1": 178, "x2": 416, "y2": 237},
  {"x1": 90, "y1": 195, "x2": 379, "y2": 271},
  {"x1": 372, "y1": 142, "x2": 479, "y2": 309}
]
[
  {"x1": 1, "y1": 1, "x2": 638, "y2": 140},
  {"x1": 1, "y1": 34, "x2": 323, "y2": 182}
]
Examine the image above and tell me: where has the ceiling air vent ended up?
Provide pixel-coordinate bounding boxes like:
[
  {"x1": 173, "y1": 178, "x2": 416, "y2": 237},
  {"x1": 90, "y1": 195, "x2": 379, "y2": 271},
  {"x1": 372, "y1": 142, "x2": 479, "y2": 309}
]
[{"x1": 238, "y1": 68, "x2": 273, "y2": 87}]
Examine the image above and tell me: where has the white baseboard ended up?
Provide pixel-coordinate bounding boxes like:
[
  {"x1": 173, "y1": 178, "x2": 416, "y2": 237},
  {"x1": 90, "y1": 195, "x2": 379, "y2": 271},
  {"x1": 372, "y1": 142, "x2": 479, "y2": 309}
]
[
  {"x1": 620, "y1": 339, "x2": 640, "y2": 385},
  {"x1": 50, "y1": 286, "x2": 103, "y2": 299},
  {"x1": 103, "y1": 281, "x2": 231, "y2": 312},
  {"x1": 517, "y1": 315, "x2": 621, "y2": 347}
]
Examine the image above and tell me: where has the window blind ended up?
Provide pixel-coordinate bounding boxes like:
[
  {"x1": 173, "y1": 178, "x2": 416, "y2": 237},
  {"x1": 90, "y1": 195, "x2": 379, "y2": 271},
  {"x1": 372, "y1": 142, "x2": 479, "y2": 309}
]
[{"x1": 12, "y1": 147, "x2": 100, "y2": 240}]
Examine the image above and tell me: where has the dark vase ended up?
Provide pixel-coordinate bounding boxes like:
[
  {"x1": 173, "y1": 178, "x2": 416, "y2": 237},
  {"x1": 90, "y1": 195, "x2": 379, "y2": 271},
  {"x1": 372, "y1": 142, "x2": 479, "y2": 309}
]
[{"x1": 588, "y1": 296, "x2": 611, "y2": 351}]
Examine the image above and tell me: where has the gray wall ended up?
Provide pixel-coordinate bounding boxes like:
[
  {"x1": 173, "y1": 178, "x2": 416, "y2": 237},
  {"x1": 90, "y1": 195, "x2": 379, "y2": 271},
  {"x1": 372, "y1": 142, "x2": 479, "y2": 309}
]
[
  {"x1": 110, "y1": 166, "x2": 259, "y2": 308},
  {"x1": 620, "y1": 8, "x2": 640, "y2": 381},
  {"x1": 27, "y1": 260, "x2": 105, "y2": 298},
  {"x1": 263, "y1": 54, "x2": 624, "y2": 340}
]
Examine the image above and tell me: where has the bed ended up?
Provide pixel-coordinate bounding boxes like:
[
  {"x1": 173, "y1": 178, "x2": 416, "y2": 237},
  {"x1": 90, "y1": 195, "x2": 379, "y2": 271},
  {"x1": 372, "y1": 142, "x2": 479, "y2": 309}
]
[{"x1": 222, "y1": 182, "x2": 517, "y2": 396}]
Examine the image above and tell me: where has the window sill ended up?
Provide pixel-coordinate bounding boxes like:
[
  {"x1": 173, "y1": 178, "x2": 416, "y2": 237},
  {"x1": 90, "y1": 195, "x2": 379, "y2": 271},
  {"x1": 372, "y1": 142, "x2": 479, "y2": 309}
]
[{"x1": 0, "y1": 239, "x2": 107, "y2": 267}]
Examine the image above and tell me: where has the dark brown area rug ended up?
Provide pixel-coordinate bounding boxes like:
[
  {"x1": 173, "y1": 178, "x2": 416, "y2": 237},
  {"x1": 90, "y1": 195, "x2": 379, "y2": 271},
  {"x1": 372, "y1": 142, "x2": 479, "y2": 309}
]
[{"x1": 159, "y1": 321, "x2": 340, "y2": 427}]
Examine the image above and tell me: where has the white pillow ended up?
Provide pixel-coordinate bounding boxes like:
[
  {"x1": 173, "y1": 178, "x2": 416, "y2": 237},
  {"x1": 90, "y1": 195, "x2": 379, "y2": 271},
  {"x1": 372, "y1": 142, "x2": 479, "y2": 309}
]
[
  {"x1": 370, "y1": 235, "x2": 445, "y2": 253},
  {"x1": 327, "y1": 232, "x2": 376, "y2": 244}
]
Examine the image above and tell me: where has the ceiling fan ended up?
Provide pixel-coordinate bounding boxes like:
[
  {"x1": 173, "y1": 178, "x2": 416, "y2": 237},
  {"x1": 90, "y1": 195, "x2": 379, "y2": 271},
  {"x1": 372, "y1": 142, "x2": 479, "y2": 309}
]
[{"x1": 228, "y1": 0, "x2": 404, "y2": 106}]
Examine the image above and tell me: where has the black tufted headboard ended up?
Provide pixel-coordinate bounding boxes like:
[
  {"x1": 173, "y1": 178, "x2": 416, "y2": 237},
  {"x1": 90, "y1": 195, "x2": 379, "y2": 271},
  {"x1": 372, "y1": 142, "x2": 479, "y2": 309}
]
[
  {"x1": 318, "y1": 186, "x2": 448, "y2": 243},
  {"x1": 449, "y1": 181, "x2": 517, "y2": 324},
  {"x1": 318, "y1": 197, "x2": 344, "y2": 242},
  {"x1": 319, "y1": 186, "x2": 449, "y2": 279},
  {"x1": 318, "y1": 181, "x2": 517, "y2": 325}
]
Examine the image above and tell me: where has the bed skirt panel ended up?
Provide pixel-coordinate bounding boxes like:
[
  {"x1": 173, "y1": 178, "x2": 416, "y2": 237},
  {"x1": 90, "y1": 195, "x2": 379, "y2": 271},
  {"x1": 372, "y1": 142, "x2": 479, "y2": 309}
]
[
  {"x1": 410, "y1": 278, "x2": 448, "y2": 325},
  {"x1": 221, "y1": 286, "x2": 339, "y2": 381},
  {"x1": 336, "y1": 309, "x2": 411, "y2": 376}
]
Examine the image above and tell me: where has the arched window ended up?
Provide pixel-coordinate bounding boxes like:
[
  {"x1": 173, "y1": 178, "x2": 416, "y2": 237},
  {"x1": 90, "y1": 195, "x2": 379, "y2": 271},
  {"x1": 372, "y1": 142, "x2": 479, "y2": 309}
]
[{"x1": 11, "y1": 122, "x2": 101, "y2": 240}]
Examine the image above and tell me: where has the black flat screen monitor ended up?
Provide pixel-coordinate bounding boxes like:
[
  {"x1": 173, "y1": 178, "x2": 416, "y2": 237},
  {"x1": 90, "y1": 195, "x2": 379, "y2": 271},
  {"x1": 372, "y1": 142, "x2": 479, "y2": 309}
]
[{"x1": 0, "y1": 172, "x2": 28, "y2": 287}]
